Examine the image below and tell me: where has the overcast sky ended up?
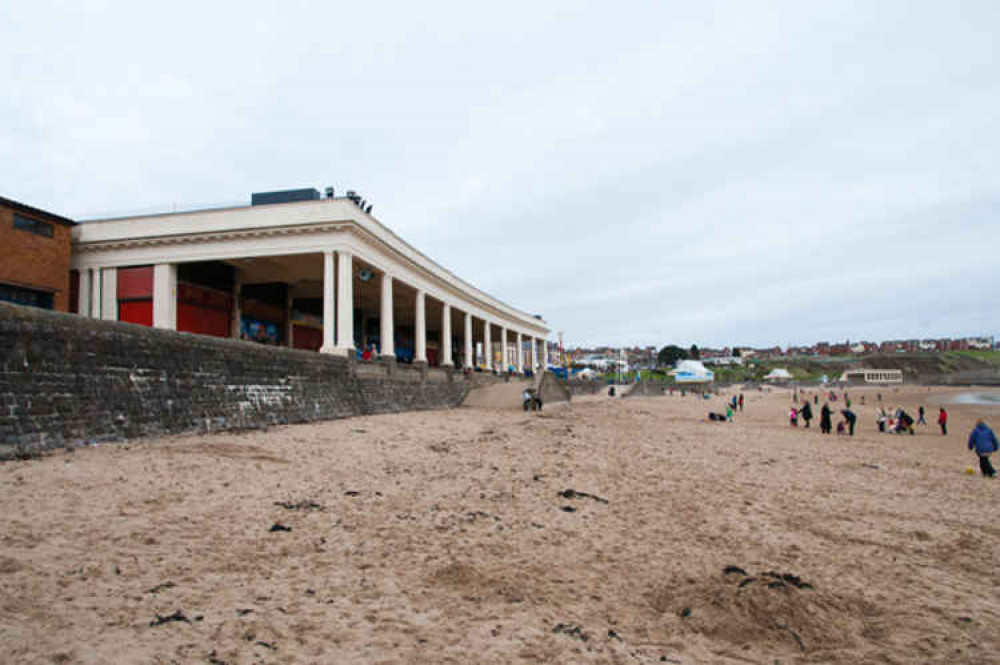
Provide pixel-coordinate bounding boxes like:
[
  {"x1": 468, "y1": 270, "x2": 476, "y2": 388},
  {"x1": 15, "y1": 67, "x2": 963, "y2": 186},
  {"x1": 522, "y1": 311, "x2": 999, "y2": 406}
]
[{"x1": 3, "y1": 1, "x2": 997, "y2": 349}]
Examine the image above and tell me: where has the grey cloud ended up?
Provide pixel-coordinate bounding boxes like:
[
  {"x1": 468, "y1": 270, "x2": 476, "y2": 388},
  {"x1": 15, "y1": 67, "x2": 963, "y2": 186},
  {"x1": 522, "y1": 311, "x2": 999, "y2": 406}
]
[{"x1": 2, "y1": 1, "x2": 998, "y2": 347}]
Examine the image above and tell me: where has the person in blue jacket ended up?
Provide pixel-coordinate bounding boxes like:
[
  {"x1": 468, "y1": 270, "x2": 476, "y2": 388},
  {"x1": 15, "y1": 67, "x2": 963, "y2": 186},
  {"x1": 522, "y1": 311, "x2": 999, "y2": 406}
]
[{"x1": 968, "y1": 419, "x2": 999, "y2": 478}]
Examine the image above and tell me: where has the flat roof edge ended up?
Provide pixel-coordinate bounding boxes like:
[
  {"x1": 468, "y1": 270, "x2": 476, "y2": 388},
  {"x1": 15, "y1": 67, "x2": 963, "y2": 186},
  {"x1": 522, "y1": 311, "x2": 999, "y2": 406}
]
[{"x1": 0, "y1": 195, "x2": 76, "y2": 226}]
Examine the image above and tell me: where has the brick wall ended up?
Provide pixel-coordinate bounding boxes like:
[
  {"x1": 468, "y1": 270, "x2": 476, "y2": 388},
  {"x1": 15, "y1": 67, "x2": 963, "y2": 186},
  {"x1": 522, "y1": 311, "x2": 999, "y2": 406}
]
[
  {"x1": 0, "y1": 204, "x2": 73, "y2": 312},
  {"x1": 0, "y1": 303, "x2": 469, "y2": 458}
]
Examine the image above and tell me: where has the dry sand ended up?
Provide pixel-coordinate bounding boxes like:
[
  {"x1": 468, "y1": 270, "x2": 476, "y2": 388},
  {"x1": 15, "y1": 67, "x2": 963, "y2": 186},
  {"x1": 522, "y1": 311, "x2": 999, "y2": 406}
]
[{"x1": 1, "y1": 384, "x2": 998, "y2": 664}]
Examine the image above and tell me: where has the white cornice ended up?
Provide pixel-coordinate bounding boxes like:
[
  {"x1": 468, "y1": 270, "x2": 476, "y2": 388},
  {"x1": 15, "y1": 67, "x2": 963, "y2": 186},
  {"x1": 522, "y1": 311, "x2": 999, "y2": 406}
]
[{"x1": 73, "y1": 221, "x2": 349, "y2": 253}]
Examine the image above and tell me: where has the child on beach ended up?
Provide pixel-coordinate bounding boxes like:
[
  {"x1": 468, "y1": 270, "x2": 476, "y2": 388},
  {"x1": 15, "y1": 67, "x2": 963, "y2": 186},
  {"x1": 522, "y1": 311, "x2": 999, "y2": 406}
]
[
  {"x1": 789, "y1": 407, "x2": 798, "y2": 427},
  {"x1": 938, "y1": 408, "x2": 948, "y2": 435}
]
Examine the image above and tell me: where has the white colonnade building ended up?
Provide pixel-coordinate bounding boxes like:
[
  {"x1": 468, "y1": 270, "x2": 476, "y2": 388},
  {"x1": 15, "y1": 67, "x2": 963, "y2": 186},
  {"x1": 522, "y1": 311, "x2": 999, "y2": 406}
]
[{"x1": 71, "y1": 188, "x2": 550, "y2": 371}]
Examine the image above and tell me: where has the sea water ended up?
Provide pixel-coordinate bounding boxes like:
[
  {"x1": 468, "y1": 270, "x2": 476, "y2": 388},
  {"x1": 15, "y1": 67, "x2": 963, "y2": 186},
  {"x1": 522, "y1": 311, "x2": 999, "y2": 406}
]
[{"x1": 951, "y1": 392, "x2": 1000, "y2": 406}]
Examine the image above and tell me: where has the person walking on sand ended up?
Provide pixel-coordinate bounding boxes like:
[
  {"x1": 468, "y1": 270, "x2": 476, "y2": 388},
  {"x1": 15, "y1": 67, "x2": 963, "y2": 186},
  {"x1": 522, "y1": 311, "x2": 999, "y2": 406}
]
[
  {"x1": 800, "y1": 400, "x2": 813, "y2": 428},
  {"x1": 876, "y1": 405, "x2": 886, "y2": 432},
  {"x1": 820, "y1": 403, "x2": 833, "y2": 434},
  {"x1": 938, "y1": 407, "x2": 948, "y2": 435},
  {"x1": 738, "y1": 393, "x2": 744, "y2": 412},
  {"x1": 789, "y1": 406, "x2": 798, "y2": 427},
  {"x1": 726, "y1": 404, "x2": 734, "y2": 422},
  {"x1": 841, "y1": 409, "x2": 857, "y2": 436},
  {"x1": 917, "y1": 406, "x2": 927, "y2": 425},
  {"x1": 968, "y1": 419, "x2": 998, "y2": 478}
]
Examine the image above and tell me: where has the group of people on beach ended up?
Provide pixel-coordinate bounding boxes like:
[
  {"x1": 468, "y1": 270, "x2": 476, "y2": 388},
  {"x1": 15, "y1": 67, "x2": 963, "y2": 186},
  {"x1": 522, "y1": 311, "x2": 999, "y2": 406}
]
[
  {"x1": 704, "y1": 392, "x2": 744, "y2": 422},
  {"x1": 789, "y1": 395, "x2": 856, "y2": 435},
  {"x1": 783, "y1": 389, "x2": 998, "y2": 478},
  {"x1": 787, "y1": 389, "x2": 959, "y2": 440}
]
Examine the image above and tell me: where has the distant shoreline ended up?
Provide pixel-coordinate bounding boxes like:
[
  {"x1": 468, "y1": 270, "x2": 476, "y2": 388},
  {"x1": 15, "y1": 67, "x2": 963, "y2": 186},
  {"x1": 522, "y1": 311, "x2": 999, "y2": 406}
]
[{"x1": 950, "y1": 391, "x2": 1000, "y2": 406}]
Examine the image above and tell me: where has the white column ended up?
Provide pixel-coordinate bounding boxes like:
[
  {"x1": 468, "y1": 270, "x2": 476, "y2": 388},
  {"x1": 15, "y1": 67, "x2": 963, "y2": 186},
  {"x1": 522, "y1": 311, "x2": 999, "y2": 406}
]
[
  {"x1": 542, "y1": 339, "x2": 548, "y2": 371},
  {"x1": 285, "y1": 290, "x2": 294, "y2": 348},
  {"x1": 231, "y1": 267, "x2": 243, "y2": 339},
  {"x1": 335, "y1": 251, "x2": 354, "y2": 354},
  {"x1": 89, "y1": 268, "x2": 102, "y2": 319},
  {"x1": 100, "y1": 267, "x2": 117, "y2": 321},
  {"x1": 516, "y1": 332, "x2": 523, "y2": 373},
  {"x1": 483, "y1": 322, "x2": 492, "y2": 370},
  {"x1": 152, "y1": 263, "x2": 177, "y2": 331},
  {"x1": 414, "y1": 289, "x2": 427, "y2": 363},
  {"x1": 529, "y1": 337, "x2": 536, "y2": 370},
  {"x1": 441, "y1": 303, "x2": 453, "y2": 367},
  {"x1": 500, "y1": 327, "x2": 508, "y2": 370},
  {"x1": 380, "y1": 272, "x2": 394, "y2": 357},
  {"x1": 320, "y1": 251, "x2": 335, "y2": 353},
  {"x1": 77, "y1": 268, "x2": 92, "y2": 316},
  {"x1": 464, "y1": 312, "x2": 473, "y2": 369}
]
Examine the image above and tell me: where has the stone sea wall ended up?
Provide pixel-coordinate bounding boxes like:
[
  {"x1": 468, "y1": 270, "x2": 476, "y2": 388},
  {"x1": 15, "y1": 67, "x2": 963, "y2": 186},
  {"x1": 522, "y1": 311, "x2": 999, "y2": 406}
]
[
  {"x1": 0, "y1": 303, "x2": 469, "y2": 458},
  {"x1": 565, "y1": 379, "x2": 607, "y2": 396}
]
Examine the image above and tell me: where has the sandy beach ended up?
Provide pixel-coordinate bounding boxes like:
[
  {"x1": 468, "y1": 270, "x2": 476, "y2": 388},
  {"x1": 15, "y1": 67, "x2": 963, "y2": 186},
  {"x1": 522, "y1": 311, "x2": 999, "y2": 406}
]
[{"x1": 1, "y1": 384, "x2": 998, "y2": 664}]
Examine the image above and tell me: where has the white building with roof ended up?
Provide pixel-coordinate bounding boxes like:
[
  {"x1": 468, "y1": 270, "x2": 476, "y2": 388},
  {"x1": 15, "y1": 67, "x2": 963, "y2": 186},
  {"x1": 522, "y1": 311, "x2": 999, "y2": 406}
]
[{"x1": 71, "y1": 188, "x2": 551, "y2": 371}]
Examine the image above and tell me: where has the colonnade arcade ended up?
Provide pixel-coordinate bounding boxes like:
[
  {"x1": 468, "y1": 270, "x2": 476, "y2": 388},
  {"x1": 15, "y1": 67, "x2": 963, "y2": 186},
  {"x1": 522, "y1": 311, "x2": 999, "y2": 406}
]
[{"x1": 74, "y1": 249, "x2": 548, "y2": 372}]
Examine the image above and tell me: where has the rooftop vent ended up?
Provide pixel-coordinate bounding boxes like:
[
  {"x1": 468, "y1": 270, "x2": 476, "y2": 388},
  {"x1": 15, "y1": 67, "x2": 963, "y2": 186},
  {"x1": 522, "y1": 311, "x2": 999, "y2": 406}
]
[{"x1": 251, "y1": 188, "x2": 321, "y2": 206}]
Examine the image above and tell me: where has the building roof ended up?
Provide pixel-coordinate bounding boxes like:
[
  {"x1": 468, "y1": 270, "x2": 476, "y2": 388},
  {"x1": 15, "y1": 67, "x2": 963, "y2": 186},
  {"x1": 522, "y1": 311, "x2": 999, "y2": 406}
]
[{"x1": 0, "y1": 195, "x2": 76, "y2": 226}]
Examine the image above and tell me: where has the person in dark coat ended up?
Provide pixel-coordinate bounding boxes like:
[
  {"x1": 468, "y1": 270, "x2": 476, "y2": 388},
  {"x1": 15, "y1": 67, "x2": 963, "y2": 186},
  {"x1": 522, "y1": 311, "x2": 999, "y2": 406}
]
[
  {"x1": 800, "y1": 400, "x2": 813, "y2": 428},
  {"x1": 841, "y1": 409, "x2": 857, "y2": 436},
  {"x1": 898, "y1": 410, "x2": 915, "y2": 435},
  {"x1": 968, "y1": 419, "x2": 998, "y2": 477},
  {"x1": 820, "y1": 403, "x2": 833, "y2": 434}
]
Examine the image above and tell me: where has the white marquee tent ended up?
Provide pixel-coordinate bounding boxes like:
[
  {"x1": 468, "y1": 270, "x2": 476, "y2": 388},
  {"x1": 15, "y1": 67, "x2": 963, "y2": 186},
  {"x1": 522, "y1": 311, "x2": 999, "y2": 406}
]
[{"x1": 670, "y1": 359, "x2": 714, "y2": 384}]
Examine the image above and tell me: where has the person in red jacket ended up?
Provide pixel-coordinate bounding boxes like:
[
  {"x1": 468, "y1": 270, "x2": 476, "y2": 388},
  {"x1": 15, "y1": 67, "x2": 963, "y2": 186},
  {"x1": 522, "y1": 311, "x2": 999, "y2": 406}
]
[{"x1": 938, "y1": 407, "x2": 948, "y2": 435}]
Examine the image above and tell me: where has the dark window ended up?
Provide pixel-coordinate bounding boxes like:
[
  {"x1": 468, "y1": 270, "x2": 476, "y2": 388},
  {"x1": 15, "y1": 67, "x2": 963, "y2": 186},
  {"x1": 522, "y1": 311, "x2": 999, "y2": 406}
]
[
  {"x1": 0, "y1": 283, "x2": 54, "y2": 309},
  {"x1": 13, "y1": 213, "x2": 54, "y2": 238}
]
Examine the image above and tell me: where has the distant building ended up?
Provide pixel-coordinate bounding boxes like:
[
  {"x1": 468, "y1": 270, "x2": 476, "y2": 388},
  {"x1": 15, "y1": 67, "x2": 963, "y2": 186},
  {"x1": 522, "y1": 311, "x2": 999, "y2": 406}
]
[
  {"x1": 966, "y1": 336, "x2": 995, "y2": 350},
  {"x1": 841, "y1": 369, "x2": 903, "y2": 385},
  {"x1": 703, "y1": 355, "x2": 743, "y2": 366}
]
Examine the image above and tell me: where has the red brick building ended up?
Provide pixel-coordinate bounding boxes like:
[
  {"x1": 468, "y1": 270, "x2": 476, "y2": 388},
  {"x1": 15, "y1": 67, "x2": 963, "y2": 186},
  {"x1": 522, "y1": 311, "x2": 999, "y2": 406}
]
[{"x1": 0, "y1": 196, "x2": 75, "y2": 312}]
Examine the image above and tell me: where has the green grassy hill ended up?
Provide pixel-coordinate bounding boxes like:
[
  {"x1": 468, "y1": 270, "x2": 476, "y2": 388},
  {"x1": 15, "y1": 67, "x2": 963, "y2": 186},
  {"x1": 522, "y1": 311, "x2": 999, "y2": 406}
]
[{"x1": 609, "y1": 351, "x2": 1000, "y2": 385}]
